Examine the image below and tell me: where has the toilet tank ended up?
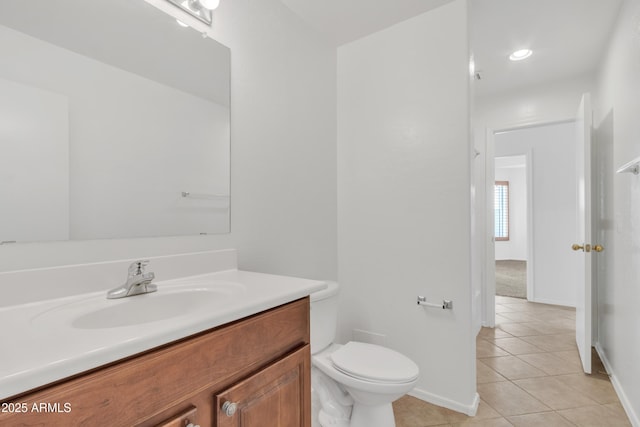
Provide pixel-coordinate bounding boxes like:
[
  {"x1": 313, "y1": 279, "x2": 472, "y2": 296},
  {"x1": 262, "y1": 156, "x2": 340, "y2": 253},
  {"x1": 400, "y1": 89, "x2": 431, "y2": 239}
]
[{"x1": 310, "y1": 281, "x2": 339, "y2": 355}]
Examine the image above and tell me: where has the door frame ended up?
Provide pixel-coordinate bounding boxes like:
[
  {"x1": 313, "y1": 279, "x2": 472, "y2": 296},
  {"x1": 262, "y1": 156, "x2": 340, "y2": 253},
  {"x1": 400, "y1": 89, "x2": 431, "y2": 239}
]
[
  {"x1": 483, "y1": 128, "x2": 496, "y2": 327},
  {"x1": 481, "y1": 120, "x2": 574, "y2": 327}
]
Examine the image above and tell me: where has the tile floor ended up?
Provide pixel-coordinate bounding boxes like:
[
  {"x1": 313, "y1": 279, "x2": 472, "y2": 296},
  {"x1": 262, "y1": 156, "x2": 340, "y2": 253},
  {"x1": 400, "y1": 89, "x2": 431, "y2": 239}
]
[{"x1": 393, "y1": 296, "x2": 631, "y2": 426}]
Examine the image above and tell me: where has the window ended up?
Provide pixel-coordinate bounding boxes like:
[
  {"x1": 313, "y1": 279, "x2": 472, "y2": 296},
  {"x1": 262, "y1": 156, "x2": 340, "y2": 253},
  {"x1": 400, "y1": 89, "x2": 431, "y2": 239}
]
[{"x1": 494, "y1": 181, "x2": 509, "y2": 241}]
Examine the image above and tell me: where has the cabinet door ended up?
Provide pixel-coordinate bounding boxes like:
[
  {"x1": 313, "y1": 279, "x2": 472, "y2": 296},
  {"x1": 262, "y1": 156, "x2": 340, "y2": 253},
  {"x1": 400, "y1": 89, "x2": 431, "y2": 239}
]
[{"x1": 215, "y1": 345, "x2": 310, "y2": 427}]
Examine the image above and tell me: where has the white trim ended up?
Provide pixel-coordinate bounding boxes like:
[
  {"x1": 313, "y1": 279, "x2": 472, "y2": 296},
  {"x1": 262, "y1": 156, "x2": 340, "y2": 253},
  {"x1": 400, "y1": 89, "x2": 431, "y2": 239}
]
[
  {"x1": 595, "y1": 343, "x2": 640, "y2": 427},
  {"x1": 409, "y1": 388, "x2": 480, "y2": 416},
  {"x1": 483, "y1": 128, "x2": 496, "y2": 327},
  {"x1": 525, "y1": 150, "x2": 534, "y2": 301},
  {"x1": 493, "y1": 118, "x2": 576, "y2": 134},
  {"x1": 529, "y1": 296, "x2": 576, "y2": 308}
]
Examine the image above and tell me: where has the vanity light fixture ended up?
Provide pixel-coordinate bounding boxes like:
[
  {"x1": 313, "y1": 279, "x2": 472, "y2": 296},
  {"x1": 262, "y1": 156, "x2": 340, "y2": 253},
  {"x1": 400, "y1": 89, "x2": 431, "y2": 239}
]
[
  {"x1": 198, "y1": 0, "x2": 220, "y2": 10},
  {"x1": 176, "y1": 19, "x2": 189, "y2": 27},
  {"x1": 166, "y1": 0, "x2": 221, "y2": 26},
  {"x1": 509, "y1": 48, "x2": 533, "y2": 61}
]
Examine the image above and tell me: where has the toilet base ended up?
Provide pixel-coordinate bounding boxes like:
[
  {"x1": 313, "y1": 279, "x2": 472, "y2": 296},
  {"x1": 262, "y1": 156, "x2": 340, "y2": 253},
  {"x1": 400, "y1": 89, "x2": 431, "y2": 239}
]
[{"x1": 349, "y1": 402, "x2": 395, "y2": 427}]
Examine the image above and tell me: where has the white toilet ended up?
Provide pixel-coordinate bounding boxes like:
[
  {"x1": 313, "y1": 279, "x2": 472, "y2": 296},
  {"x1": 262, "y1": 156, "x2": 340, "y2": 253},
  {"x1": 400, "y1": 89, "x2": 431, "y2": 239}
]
[{"x1": 310, "y1": 282, "x2": 419, "y2": 427}]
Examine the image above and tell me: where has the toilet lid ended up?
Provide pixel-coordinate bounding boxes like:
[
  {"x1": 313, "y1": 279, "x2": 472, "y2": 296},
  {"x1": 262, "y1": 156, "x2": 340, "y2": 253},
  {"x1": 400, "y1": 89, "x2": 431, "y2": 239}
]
[{"x1": 330, "y1": 342, "x2": 419, "y2": 384}]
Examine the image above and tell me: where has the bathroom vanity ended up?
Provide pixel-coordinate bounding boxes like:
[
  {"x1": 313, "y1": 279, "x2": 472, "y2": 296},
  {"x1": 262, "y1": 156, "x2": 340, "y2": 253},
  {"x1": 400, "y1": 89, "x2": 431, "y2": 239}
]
[
  {"x1": 1, "y1": 299, "x2": 309, "y2": 426},
  {"x1": 0, "y1": 250, "x2": 325, "y2": 427}
]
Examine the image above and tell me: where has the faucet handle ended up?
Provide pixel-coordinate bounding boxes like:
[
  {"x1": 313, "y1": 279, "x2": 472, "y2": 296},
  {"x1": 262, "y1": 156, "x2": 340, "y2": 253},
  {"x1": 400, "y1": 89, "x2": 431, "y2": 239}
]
[{"x1": 128, "y1": 260, "x2": 150, "y2": 276}]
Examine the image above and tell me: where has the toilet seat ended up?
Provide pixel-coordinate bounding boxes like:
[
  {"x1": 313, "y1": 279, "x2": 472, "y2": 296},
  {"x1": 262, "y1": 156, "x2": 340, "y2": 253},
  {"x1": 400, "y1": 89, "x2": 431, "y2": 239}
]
[{"x1": 330, "y1": 342, "x2": 419, "y2": 384}]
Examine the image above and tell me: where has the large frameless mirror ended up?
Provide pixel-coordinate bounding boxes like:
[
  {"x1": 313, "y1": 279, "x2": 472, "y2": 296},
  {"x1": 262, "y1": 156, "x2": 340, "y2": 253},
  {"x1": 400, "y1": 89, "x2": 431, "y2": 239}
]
[{"x1": 0, "y1": 0, "x2": 231, "y2": 243}]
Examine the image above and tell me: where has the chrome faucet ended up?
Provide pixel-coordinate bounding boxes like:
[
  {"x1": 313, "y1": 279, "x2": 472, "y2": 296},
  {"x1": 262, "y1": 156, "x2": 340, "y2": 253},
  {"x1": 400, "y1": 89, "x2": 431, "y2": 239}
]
[{"x1": 107, "y1": 260, "x2": 157, "y2": 299}]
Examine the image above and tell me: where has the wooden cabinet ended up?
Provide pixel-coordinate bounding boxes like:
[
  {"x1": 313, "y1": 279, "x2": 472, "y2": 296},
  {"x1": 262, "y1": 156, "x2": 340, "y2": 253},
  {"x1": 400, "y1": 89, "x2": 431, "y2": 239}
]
[
  {"x1": 155, "y1": 405, "x2": 198, "y2": 427},
  {"x1": 215, "y1": 346, "x2": 310, "y2": 427},
  {"x1": 0, "y1": 298, "x2": 310, "y2": 427}
]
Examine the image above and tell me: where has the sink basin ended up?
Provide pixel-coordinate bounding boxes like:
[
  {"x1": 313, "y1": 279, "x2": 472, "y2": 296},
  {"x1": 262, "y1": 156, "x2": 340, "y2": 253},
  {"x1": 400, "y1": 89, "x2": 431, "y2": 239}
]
[
  {"x1": 31, "y1": 281, "x2": 245, "y2": 330},
  {"x1": 73, "y1": 289, "x2": 220, "y2": 329}
]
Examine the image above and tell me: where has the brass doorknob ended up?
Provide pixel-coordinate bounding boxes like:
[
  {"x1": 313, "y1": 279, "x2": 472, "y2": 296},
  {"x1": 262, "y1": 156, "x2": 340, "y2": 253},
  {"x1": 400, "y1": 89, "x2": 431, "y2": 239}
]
[{"x1": 572, "y1": 244, "x2": 602, "y2": 252}]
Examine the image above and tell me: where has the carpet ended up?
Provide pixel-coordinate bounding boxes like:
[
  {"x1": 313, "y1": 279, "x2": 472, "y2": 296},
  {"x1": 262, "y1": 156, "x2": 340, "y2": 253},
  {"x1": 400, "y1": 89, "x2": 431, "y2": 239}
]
[{"x1": 495, "y1": 260, "x2": 526, "y2": 299}]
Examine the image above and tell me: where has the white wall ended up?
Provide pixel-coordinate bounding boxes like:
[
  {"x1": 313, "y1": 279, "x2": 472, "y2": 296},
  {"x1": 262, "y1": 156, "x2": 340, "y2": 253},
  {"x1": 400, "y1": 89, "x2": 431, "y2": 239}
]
[
  {"x1": 494, "y1": 123, "x2": 579, "y2": 307},
  {"x1": 476, "y1": 73, "x2": 594, "y2": 132},
  {"x1": 593, "y1": 0, "x2": 640, "y2": 424},
  {"x1": 494, "y1": 164, "x2": 527, "y2": 260},
  {"x1": 0, "y1": 78, "x2": 69, "y2": 242},
  {"x1": 0, "y1": 0, "x2": 337, "y2": 282},
  {"x1": 338, "y1": 0, "x2": 476, "y2": 414}
]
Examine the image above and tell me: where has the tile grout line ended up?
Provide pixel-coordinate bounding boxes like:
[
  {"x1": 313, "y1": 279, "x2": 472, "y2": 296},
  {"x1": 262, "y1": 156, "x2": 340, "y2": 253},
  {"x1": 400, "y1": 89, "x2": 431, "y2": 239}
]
[{"x1": 395, "y1": 296, "x2": 631, "y2": 426}]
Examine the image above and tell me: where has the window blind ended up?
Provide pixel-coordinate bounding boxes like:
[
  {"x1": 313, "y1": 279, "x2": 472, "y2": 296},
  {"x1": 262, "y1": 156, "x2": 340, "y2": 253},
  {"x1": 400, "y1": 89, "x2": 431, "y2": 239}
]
[{"x1": 495, "y1": 181, "x2": 509, "y2": 241}]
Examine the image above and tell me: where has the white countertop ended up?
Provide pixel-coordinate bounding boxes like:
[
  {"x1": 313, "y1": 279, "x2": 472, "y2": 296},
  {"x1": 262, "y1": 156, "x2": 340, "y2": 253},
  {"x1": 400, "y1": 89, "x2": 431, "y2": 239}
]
[{"x1": 0, "y1": 269, "x2": 326, "y2": 400}]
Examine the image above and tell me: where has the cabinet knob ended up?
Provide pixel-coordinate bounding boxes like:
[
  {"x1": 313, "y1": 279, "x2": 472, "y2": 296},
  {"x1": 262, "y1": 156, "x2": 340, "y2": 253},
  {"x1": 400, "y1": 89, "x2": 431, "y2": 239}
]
[
  {"x1": 222, "y1": 401, "x2": 238, "y2": 417},
  {"x1": 185, "y1": 423, "x2": 200, "y2": 427}
]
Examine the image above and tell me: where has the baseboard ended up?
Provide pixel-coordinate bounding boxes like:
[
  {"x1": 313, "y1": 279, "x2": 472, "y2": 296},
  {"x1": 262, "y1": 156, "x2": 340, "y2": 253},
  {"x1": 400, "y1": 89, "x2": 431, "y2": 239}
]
[
  {"x1": 595, "y1": 343, "x2": 640, "y2": 427},
  {"x1": 529, "y1": 296, "x2": 575, "y2": 308},
  {"x1": 408, "y1": 388, "x2": 480, "y2": 416}
]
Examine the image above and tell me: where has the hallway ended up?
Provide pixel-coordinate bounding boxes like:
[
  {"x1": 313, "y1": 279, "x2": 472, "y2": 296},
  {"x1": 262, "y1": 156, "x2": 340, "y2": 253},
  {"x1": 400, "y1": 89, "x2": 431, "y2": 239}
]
[{"x1": 393, "y1": 296, "x2": 631, "y2": 426}]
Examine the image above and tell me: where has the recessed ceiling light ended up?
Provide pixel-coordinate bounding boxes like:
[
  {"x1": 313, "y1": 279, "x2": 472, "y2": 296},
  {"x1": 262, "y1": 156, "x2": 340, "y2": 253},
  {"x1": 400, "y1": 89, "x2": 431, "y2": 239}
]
[{"x1": 509, "y1": 49, "x2": 533, "y2": 61}]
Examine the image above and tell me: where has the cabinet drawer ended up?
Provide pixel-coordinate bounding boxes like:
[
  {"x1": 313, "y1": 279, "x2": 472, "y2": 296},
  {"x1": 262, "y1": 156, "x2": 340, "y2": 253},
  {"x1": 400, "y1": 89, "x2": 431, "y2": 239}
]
[{"x1": 154, "y1": 405, "x2": 198, "y2": 427}]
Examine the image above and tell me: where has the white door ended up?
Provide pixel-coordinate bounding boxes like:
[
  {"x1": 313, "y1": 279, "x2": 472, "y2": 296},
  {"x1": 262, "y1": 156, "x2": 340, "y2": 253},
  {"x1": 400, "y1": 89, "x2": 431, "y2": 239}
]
[{"x1": 573, "y1": 93, "x2": 594, "y2": 374}]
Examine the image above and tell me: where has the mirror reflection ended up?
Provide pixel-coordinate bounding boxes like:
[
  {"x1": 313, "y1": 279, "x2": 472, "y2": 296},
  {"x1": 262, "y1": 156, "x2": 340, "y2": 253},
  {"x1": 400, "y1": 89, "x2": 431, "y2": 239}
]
[{"x1": 0, "y1": 0, "x2": 231, "y2": 243}]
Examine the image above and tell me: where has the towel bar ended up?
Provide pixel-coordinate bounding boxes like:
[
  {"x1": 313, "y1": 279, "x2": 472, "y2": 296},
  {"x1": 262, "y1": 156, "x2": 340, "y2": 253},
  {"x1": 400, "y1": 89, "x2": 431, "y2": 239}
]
[{"x1": 417, "y1": 296, "x2": 453, "y2": 310}]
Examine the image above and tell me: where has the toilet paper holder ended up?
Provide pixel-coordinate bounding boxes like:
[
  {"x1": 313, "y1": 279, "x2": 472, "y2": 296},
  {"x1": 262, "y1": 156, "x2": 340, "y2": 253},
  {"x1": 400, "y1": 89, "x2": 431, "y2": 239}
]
[{"x1": 417, "y1": 296, "x2": 453, "y2": 310}]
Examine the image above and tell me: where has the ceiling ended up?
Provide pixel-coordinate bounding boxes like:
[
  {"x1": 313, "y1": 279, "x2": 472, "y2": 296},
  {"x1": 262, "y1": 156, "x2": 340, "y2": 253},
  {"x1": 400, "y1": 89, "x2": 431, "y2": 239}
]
[
  {"x1": 279, "y1": 0, "x2": 452, "y2": 46},
  {"x1": 279, "y1": 0, "x2": 623, "y2": 98},
  {"x1": 470, "y1": 0, "x2": 623, "y2": 97}
]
